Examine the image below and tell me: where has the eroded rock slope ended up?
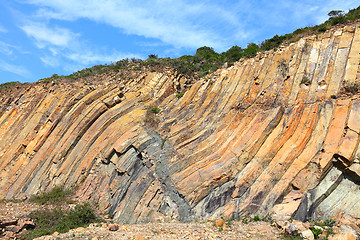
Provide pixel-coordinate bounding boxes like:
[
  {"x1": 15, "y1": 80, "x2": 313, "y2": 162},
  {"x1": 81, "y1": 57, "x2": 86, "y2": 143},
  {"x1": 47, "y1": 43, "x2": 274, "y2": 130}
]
[{"x1": 1, "y1": 25, "x2": 360, "y2": 223}]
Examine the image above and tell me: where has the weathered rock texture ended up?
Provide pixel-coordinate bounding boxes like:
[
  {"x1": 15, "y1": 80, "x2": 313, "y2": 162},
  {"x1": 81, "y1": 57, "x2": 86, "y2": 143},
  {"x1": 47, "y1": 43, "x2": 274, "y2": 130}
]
[{"x1": 1, "y1": 24, "x2": 360, "y2": 223}]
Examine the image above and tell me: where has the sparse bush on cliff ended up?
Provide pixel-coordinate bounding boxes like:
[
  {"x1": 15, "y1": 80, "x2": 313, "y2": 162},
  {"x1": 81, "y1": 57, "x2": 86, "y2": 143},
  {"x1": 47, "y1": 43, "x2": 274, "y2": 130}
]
[
  {"x1": 300, "y1": 76, "x2": 311, "y2": 86},
  {"x1": 343, "y1": 82, "x2": 359, "y2": 94},
  {"x1": 176, "y1": 92, "x2": 184, "y2": 98},
  {"x1": 144, "y1": 107, "x2": 161, "y2": 127},
  {"x1": 29, "y1": 186, "x2": 73, "y2": 205},
  {"x1": 278, "y1": 59, "x2": 289, "y2": 78},
  {"x1": 150, "y1": 107, "x2": 161, "y2": 113}
]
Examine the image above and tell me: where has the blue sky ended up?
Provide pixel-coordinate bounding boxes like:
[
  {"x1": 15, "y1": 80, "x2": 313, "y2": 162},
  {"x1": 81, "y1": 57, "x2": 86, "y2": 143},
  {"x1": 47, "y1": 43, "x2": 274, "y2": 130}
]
[{"x1": 0, "y1": 0, "x2": 359, "y2": 84}]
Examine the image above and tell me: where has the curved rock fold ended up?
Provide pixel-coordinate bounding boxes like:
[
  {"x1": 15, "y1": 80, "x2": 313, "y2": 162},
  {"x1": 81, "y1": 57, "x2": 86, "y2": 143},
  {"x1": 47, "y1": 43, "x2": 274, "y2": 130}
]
[{"x1": 1, "y1": 25, "x2": 360, "y2": 223}]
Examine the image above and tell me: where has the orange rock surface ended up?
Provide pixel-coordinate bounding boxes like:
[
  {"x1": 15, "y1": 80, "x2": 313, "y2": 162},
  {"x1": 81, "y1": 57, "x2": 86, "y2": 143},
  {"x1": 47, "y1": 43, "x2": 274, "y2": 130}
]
[{"x1": 1, "y1": 25, "x2": 360, "y2": 223}]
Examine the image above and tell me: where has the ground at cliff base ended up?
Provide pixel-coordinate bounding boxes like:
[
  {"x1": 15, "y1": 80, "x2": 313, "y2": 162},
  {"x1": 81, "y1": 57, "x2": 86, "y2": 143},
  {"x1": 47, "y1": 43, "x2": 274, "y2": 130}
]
[
  {"x1": 0, "y1": 200, "x2": 282, "y2": 239},
  {"x1": 34, "y1": 221, "x2": 282, "y2": 240},
  {"x1": 1, "y1": 200, "x2": 359, "y2": 239}
]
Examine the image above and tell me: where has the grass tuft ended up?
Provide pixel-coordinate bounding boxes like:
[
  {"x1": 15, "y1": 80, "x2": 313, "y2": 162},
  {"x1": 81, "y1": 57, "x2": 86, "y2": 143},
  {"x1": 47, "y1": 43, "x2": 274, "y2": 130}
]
[{"x1": 29, "y1": 186, "x2": 73, "y2": 205}]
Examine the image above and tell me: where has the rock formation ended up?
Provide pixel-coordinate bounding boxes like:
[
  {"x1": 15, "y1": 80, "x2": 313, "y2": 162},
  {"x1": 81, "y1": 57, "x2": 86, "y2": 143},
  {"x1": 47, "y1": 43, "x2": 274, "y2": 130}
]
[{"x1": 1, "y1": 24, "x2": 360, "y2": 223}]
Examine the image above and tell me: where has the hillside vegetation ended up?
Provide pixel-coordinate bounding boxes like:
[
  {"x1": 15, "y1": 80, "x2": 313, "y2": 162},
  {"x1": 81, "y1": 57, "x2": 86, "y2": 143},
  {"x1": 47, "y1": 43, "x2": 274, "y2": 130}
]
[{"x1": 34, "y1": 5, "x2": 360, "y2": 84}]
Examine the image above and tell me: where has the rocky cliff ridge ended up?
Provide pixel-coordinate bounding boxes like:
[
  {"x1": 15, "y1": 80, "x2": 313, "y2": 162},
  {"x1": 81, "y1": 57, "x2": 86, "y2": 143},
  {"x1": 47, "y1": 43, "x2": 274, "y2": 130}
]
[{"x1": 1, "y1": 24, "x2": 360, "y2": 224}]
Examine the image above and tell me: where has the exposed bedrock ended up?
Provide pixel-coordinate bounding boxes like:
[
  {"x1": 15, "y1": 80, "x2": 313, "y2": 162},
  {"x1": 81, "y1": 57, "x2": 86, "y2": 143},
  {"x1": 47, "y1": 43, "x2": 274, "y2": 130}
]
[{"x1": 1, "y1": 25, "x2": 360, "y2": 223}]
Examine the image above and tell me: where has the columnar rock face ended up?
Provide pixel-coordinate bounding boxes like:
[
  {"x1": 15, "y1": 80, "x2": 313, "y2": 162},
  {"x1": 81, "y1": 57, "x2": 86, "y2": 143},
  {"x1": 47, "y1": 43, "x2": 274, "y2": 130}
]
[{"x1": 1, "y1": 24, "x2": 360, "y2": 223}]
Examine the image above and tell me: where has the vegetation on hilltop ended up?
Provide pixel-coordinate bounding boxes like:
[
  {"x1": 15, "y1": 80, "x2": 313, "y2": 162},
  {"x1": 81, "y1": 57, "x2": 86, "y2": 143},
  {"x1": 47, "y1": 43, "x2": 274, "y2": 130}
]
[
  {"x1": 0, "y1": 81, "x2": 22, "y2": 92},
  {"x1": 36, "y1": 5, "x2": 360, "y2": 83}
]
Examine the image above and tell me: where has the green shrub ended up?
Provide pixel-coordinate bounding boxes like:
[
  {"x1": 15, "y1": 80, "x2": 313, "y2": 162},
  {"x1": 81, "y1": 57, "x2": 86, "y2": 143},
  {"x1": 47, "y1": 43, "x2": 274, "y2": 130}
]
[
  {"x1": 148, "y1": 54, "x2": 158, "y2": 59},
  {"x1": 150, "y1": 107, "x2": 161, "y2": 113},
  {"x1": 311, "y1": 218, "x2": 336, "y2": 228},
  {"x1": 344, "y1": 82, "x2": 359, "y2": 94},
  {"x1": 176, "y1": 93, "x2": 184, "y2": 98},
  {"x1": 240, "y1": 215, "x2": 270, "y2": 224},
  {"x1": 241, "y1": 216, "x2": 250, "y2": 224},
  {"x1": 195, "y1": 46, "x2": 220, "y2": 61},
  {"x1": 309, "y1": 219, "x2": 336, "y2": 239},
  {"x1": 323, "y1": 219, "x2": 336, "y2": 227},
  {"x1": 317, "y1": 26, "x2": 328, "y2": 32},
  {"x1": 144, "y1": 107, "x2": 161, "y2": 128},
  {"x1": 260, "y1": 34, "x2": 286, "y2": 51},
  {"x1": 243, "y1": 43, "x2": 260, "y2": 58},
  {"x1": 282, "y1": 235, "x2": 302, "y2": 240},
  {"x1": 29, "y1": 186, "x2": 72, "y2": 205},
  {"x1": 302, "y1": 42, "x2": 311, "y2": 54},
  {"x1": 300, "y1": 76, "x2": 311, "y2": 86},
  {"x1": 278, "y1": 59, "x2": 289, "y2": 78},
  {"x1": 226, "y1": 220, "x2": 232, "y2": 226},
  {"x1": 327, "y1": 10, "x2": 346, "y2": 26},
  {"x1": 222, "y1": 45, "x2": 244, "y2": 63},
  {"x1": 23, "y1": 203, "x2": 99, "y2": 240},
  {"x1": 311, "y1": 228, "x2": 322, "y2": 239},
  {"x1": 330, "y1": 95, "x2": 337, "y2": 99}
]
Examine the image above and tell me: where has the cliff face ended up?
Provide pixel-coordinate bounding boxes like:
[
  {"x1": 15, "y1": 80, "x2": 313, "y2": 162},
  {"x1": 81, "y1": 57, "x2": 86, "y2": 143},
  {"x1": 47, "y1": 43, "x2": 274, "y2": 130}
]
[{"x1": 1, "y1": 24, "x2": 360, "y2": 223}]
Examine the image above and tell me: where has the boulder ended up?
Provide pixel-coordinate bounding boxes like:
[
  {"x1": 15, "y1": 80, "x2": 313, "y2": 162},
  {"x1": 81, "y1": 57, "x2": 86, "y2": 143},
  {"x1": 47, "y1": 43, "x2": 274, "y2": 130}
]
[
  {"x1": 285, "y1": 222, "x2": 298, "y2": 235},
  {"x1": 300, "y1": 230, "x2": 314, "y2": 240},
  {"x1": 329, "y1": 233, "x2": 356, "y2": 240},
  {"x1": 108, "y1": 224, "x2": 119, "y2": 231},
  {"x1": 135, "y1": 233, "x2": 146, "y2": 240}
]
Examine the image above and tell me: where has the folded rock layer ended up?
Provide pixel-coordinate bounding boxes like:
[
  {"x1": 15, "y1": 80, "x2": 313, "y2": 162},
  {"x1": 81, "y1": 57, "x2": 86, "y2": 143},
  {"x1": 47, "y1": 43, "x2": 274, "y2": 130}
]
[{"x1": 1, "y1": 24, "x2": 360, "y2": 223}]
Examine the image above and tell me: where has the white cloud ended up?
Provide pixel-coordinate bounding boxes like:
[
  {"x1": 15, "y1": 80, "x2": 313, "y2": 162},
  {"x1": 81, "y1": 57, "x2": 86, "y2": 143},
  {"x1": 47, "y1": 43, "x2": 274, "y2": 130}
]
[
  {"x1": 25, "y1": 0, "x2": 360, "y2": 52},
  {"x1": 0, "y1": 59, "x2": 30, "y2": 77},
  {"x1": 19, "y1": 20, "x2": 142, "y2": 71},
  {"x1": 40, "y1": 55, "x2": 60, "y2": 67},
  {"x1": 0, "y1": 41, "x2": 15, "y2": 55},
  {"x1": 0, "y1": 40, "x2": 30, "y2": 57},
  {"x1": 16, "y1": 0, "x2": 360, "y2": 76},
  {"x1": 0, "y1": 25, "x2": 7, "y2": 33},
  {"x1": 64, "y1": 51, "x2": 142, "y2": 66},
  {"x1": 23, "y1": 0, "x2": 247, "y2": 51},
  {"x1": 223, "y1": 0, "x2": 360, "y2": 43},
  {"x1": 20, "y1": 22, "x2": 79, "y2": 48}
]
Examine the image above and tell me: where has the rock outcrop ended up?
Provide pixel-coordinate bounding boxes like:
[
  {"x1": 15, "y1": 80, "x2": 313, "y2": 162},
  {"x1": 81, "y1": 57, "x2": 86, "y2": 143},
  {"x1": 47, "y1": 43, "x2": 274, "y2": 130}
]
[{"x1": 1, "y1": 24, "x2": 360, "y2": 223}]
